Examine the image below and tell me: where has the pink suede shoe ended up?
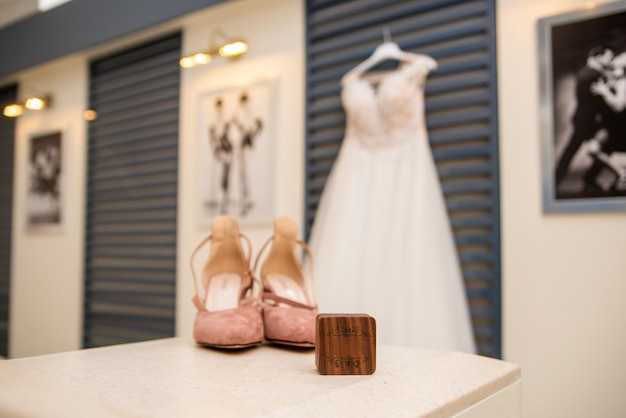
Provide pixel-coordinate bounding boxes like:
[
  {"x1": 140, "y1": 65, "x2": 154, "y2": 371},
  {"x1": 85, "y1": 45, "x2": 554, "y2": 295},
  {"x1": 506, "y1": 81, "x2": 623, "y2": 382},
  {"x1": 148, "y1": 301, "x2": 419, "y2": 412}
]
[
  {"x1": 254, "y1": 217, "x2": 317, "y2": 347},
  {"x1": 190, "y1": 215, "x2": 263, "y2": 349}
]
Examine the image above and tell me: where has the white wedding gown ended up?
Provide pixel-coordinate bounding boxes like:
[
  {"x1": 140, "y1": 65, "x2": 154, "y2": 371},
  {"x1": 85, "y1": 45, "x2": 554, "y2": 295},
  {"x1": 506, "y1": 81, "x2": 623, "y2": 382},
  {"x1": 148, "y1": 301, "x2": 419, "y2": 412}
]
[{"x1": 309, "y1": 52, "x2": 476, "y2": 353}]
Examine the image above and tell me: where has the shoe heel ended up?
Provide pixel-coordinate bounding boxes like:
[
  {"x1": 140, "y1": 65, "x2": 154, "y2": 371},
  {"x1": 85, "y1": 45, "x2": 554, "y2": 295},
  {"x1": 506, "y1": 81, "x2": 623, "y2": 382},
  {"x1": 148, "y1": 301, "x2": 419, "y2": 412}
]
[
  {"x1": 255, "y1": 216, "x2": 317, "y2": 347},
  {"x1": 190, "y1": 215, "x2": 264, "y2": 349}
]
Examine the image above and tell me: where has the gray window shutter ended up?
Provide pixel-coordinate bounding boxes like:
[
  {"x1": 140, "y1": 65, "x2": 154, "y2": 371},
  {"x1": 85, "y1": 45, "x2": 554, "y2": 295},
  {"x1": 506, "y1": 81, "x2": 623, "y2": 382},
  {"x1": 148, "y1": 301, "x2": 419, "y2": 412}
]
[
  {"x1": 304, "y1": 0, "x2": 501, "y2": 357},
  {"x1": 83, "y1": 33, "x2": 181, "y2": 348},
  {"x1": 0, "y1": 84, "x2": 18, "y2": 357}
]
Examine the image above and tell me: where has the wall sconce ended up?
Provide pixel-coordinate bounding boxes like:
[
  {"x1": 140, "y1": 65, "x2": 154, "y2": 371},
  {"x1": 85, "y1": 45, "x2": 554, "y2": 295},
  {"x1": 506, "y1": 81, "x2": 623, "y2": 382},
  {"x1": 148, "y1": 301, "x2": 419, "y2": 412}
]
[
  {"x1": 179, "y1": 29, "x2": 248, "y2": 69},
  {"x1": 2, "y1": 94, "x2": 52, "y2": 118}
]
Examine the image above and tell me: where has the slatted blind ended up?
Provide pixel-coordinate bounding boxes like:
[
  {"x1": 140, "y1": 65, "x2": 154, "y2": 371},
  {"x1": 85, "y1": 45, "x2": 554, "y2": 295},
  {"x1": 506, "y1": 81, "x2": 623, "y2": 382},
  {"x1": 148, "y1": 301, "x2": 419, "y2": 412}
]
[
  {"x1": 83, "y1": 33, "x2": 181, "y2": 348},
  {"x1": 0, "y1": 83, "x2": 17, "y2": 358},
  {"x1": 304, "y1": 0, "x2": 501, "y2": 357}
]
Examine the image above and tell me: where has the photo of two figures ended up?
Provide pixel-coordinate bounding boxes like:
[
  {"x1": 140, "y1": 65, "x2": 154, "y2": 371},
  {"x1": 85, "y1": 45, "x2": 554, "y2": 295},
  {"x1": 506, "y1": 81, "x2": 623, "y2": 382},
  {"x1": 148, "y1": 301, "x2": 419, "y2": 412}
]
[
  {"x1": 552, "y1": 11, "x2": 626, "y2": 200},
  {"x1": 198, "y1": 81, "x2": 274, "y2": 224},
  {"x1": 26, "y1": 131, "x2": 63, "y2": 230}
]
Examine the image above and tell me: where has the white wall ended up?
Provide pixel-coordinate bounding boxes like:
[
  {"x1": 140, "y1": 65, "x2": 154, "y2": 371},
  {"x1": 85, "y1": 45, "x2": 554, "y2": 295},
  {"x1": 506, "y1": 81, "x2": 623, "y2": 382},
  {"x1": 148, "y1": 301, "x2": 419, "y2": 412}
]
[
  {"x1": 9, "y1": 55, "x2": 88, "y2": 357},
  {"x1": 497, "y1": 0, "x2": 626, "y2": 416},
  {"x1": 6, "y1": 0, "x2": 304, "y2": 357},
  {"x1": 175, "y1": 0, "x2": 305, "y2": 336}
]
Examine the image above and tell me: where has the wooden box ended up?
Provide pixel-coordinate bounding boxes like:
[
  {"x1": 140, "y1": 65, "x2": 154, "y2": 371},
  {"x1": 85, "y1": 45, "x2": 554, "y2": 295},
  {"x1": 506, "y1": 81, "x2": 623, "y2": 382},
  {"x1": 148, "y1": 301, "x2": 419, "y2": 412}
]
[{"x1": 315, "y1": 314, "x2": 376, "y2": 375}]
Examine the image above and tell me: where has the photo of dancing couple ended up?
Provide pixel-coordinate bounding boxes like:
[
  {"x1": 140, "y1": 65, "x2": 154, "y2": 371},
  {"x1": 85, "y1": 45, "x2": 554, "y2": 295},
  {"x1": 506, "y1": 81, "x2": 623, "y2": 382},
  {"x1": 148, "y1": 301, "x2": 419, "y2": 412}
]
[
  {"x1": 197, "y1": 80, "x2": 275, "y2": 225},
  {"x1": 26, "y1": 131, "x2": 63, "y2": 232},
  {"x1": 540, "y1": 2, "x2": 626, "y2": 212}
]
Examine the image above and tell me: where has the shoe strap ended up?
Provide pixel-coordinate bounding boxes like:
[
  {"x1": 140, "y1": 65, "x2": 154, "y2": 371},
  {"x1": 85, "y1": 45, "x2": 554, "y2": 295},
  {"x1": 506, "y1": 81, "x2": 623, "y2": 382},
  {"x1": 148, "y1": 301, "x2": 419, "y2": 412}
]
[
  {"x1": 189, "y1": 233, "x2": 254, "y2": 309},
  {"x1": 261, "y1": 292, "x2": 316, "y2": 310},
  {"x1": 253, "y1": 236, "x2": 317, "y2": 309}
]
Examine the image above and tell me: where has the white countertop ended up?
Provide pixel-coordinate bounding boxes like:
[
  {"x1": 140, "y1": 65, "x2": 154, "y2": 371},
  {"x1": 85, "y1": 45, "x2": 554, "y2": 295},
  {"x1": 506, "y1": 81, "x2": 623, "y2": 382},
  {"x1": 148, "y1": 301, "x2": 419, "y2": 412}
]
[{"x1": 0, "y1": 337, "x2": 521, "y2": 417}]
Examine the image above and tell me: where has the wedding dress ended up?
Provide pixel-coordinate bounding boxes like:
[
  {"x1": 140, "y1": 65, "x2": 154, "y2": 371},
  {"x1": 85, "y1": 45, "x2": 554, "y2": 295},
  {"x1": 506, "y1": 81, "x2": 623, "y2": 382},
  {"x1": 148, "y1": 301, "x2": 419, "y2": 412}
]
[{"x1": 309, "y1": 43, "x2": 476, "y2": 353}]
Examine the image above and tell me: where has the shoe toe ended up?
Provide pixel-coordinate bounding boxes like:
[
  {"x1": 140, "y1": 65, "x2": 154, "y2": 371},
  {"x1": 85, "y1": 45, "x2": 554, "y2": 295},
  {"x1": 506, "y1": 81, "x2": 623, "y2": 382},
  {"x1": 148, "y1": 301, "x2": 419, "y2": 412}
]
[
  {"x1": 263, "y1": 305, "x2": 316, "y2": 346},
  {"x1": 194, "y1": 306, "x2": 264, "y2": 347}
]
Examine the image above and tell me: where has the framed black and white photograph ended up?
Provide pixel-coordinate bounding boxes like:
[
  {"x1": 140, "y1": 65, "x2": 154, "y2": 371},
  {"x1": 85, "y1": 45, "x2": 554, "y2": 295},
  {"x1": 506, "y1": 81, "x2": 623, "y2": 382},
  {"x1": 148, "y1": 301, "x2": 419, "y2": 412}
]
[
  {"x1": 197, "y1": 79, "x2": 276, "y2": 226},
  {"x1": 539, "y1": 1, "x2": 626, "y2": 213},
  {"x1": 26, "y1": 130, "x2": 63, "y2": 232}
]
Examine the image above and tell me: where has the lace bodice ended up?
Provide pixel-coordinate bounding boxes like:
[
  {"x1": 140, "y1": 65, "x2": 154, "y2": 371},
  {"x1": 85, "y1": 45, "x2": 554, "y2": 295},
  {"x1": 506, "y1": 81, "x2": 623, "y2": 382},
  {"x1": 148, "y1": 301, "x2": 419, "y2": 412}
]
[{"x1": 341, "y1": 54, "x2": 436, "y2": 148}]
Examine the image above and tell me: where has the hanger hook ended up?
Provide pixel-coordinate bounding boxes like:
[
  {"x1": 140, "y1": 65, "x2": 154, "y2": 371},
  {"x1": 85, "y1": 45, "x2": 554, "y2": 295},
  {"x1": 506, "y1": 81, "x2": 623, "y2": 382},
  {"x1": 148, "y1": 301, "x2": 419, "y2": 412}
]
[{"x1": 382, "y1": 27, "x2": 392, "y2": 43}]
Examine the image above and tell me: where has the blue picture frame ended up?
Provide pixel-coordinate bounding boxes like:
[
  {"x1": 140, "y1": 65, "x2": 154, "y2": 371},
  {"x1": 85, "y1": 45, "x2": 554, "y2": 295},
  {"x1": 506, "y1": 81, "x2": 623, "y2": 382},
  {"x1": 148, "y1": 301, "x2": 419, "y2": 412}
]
[{"x1": 539, "y1": 1, "x2": 626, "y2": 213}]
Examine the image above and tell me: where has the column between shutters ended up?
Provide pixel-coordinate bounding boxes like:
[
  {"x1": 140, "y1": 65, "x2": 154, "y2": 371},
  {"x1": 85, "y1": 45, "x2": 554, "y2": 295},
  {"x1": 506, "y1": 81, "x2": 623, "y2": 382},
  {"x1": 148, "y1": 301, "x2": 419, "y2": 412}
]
[
  {"x1": 83, "y1": 33, "x2": 181, "y2": 348},
  {"x1": 304, "y1": 0, "x2": 501, "y2": 357},
  {"x1": 0, "y1": 83, "x2": 18, "y2": 357}
]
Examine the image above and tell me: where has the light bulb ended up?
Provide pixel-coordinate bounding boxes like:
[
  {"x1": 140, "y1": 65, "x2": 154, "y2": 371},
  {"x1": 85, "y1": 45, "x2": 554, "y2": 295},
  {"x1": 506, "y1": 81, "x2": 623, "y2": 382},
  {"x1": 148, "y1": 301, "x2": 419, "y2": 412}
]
[
  {"x1": 3, "y1": 104, "x2": 23, "y2": 117},
  {"x1": 219, "y1": 41, "x2": 248, "y2": 58},
  {"x1": 25, "y1": 96, "x2": 46, "y2": 110},
  {"x1": 193, "y1": 53, "x2": 211, "y2": 65},
  {"x1": 84, "y1": 110, "x2": 98, "y2": 121},
  {"x1": 179, "y1": 56, "x2": 197, "y2": 68}
]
